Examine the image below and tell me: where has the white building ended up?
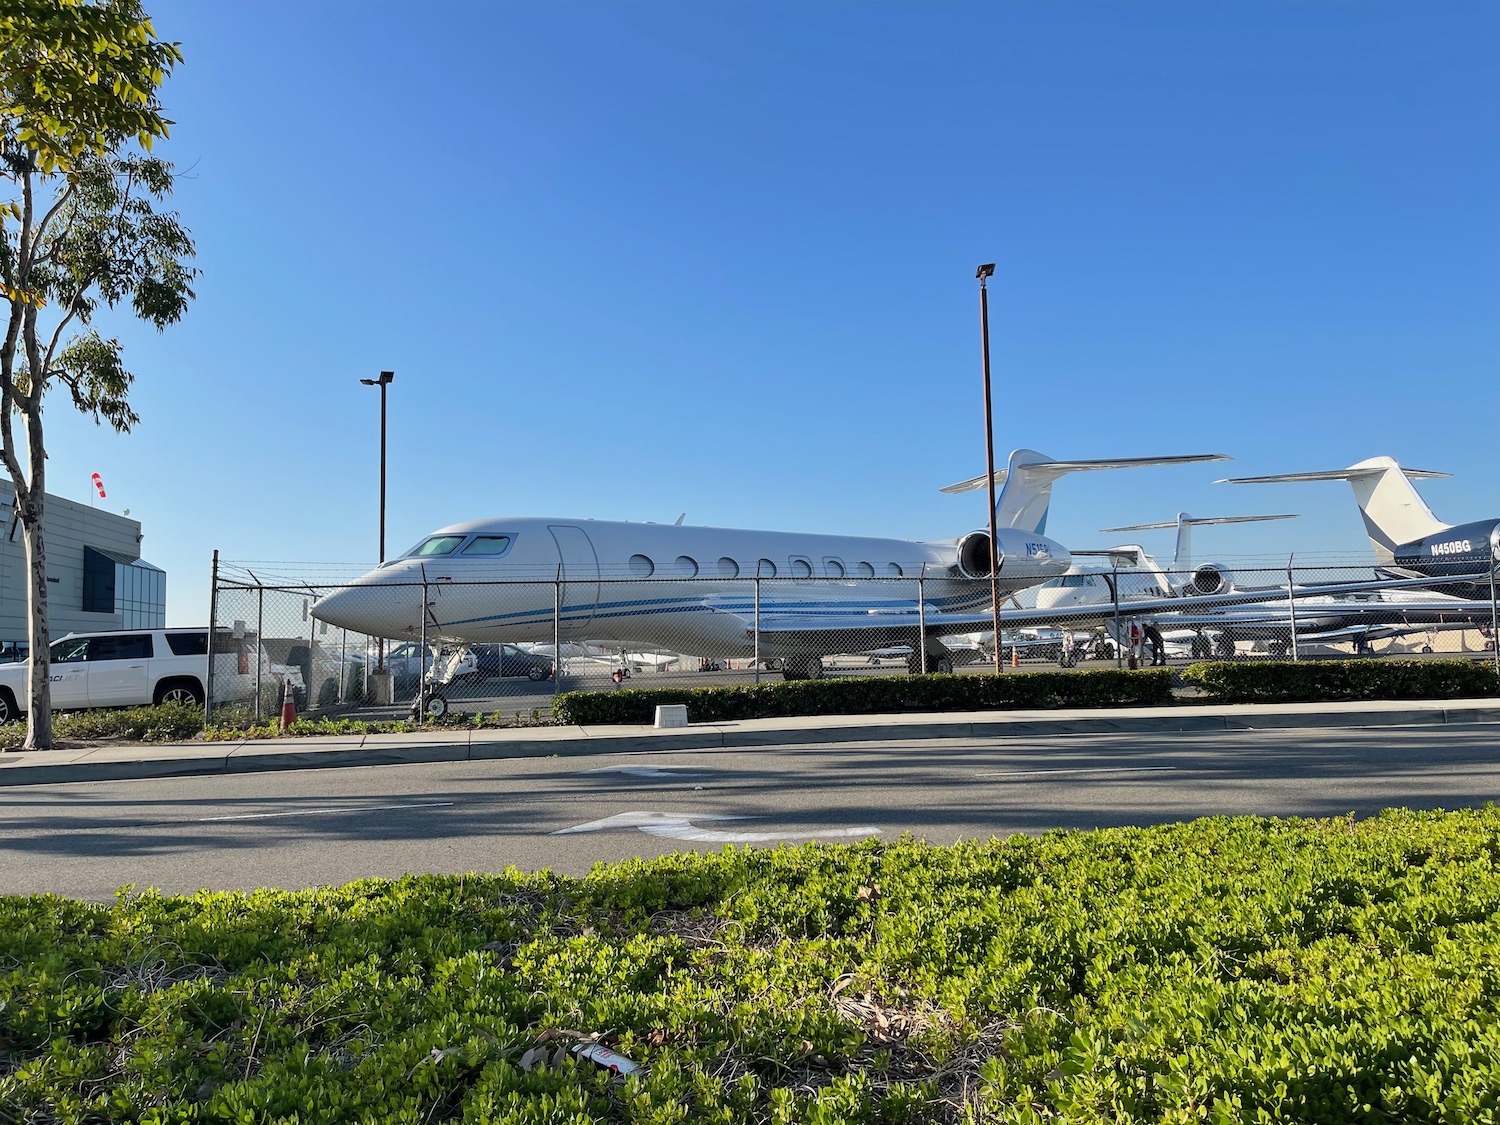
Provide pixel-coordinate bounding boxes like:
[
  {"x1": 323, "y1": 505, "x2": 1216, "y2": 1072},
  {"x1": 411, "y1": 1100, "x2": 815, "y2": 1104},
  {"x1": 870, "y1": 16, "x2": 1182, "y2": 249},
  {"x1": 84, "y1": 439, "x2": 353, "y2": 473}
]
[{"x1": 0, "y1": 481, "x2": 164, "y2": 659}]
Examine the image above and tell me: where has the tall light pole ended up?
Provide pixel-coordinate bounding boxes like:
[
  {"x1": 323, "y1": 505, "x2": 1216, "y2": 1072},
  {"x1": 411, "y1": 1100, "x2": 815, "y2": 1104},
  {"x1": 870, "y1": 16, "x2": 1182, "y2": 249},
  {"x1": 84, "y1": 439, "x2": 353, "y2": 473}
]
[
  {"x1": 359, "y1": 370, "x2": 394, "y2": 674},
  {"x1": 976, "y1": 264, "x2": 1003, "y2": 676}
]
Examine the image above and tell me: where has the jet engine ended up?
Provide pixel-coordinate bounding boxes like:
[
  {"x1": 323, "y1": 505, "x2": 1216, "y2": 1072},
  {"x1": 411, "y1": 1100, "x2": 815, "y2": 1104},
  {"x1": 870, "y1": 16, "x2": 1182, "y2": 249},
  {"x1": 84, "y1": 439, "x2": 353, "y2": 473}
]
[
  {"x1": 1188, "y1": 563, "x2": 1235, "y2": 596},
  {"x1": 956, "y1": 531, "x2": 1003, "y2": 578}
]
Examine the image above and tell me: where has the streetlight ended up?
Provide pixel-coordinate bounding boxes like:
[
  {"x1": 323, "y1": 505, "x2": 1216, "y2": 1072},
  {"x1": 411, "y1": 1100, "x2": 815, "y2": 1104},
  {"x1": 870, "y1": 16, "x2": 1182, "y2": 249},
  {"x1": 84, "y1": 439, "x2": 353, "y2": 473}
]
[
  {"x1": 358, "y1": 370, "x2": 395, "y2": 563},
  {"x1": 359, "y1": 370, "x2": 394, "y2": 678},
  {"x1": 976, "y1": 263, "x2": 1002, "y2": 676}
]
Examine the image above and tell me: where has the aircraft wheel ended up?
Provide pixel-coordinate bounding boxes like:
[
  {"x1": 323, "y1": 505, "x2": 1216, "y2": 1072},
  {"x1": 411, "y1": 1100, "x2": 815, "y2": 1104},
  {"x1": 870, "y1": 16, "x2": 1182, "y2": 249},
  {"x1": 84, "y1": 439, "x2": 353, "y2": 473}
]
[
  {"x1": 421, "y1": 692, "x2": 449, "y2": 719},
  {"x1": 931, "y1": 653, "x2": 953, "y2": 675},
  {"x1": 1421, "y1": 644, "x2": 1433, "y2": 654},
  {"x1": 1214, "y1": 636, "x2": 1236, "y2": 660},
  {"x1": 1191, "y1": 636, "x2": 1211, "y2": 660}
]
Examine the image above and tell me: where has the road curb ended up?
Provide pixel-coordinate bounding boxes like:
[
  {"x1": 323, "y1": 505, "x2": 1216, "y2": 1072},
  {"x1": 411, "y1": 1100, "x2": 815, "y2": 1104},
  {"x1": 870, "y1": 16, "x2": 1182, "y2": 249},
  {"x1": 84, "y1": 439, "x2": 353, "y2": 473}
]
[{"x1": 1, "y1": 701, "x2": 1497, "y2": 787}]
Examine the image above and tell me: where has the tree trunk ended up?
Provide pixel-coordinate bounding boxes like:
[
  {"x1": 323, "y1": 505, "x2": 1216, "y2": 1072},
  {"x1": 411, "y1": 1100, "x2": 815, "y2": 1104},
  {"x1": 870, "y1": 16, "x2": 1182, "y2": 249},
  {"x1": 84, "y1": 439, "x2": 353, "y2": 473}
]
[{"x1": 20, "y1": 408, "x2": 52, "y2": 750}]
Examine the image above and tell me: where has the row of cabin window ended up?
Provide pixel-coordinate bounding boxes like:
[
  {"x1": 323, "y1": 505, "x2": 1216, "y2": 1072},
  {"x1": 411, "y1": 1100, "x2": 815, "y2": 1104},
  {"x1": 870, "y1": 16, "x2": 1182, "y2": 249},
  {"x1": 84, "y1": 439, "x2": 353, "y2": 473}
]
[{"x1": 628, "y1": 554, "x2": 907, "y2": 579}]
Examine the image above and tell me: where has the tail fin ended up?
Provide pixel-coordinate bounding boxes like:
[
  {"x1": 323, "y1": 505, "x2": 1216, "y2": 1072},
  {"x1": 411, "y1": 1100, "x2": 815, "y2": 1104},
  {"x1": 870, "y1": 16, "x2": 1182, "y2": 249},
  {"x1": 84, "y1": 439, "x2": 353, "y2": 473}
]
[
  {"x1": 1220, "y1": 456, "x2": 1450, "y2": 562},
  {"x1": 1100, "y1": 512, "x2": 1297, "y2": 569},
  {"x1": 941, "y1": 450, "x2": 1231, "y2": 534}
]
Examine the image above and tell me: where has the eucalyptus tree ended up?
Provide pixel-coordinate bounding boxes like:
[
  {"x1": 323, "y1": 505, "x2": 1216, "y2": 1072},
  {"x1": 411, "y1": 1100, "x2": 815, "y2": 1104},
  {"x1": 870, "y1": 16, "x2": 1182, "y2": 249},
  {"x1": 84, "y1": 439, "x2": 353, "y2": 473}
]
[{"x1": 0, "y1": 0, "x2": 194, "y2": 748}]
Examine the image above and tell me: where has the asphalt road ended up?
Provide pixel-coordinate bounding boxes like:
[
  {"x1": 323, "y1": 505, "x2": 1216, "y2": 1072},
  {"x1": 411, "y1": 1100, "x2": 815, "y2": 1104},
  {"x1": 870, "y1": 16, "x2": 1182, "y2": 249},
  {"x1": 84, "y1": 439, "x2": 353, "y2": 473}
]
[{"x1": 3, "y1": 724, "x2": 1498, "y2": 900}]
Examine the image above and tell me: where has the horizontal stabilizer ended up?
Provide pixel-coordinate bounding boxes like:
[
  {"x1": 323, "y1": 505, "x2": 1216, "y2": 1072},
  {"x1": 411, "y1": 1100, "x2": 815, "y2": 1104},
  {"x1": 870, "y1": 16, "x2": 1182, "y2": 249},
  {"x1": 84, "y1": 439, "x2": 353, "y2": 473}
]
[
  {"x1": 1100, "y1": 513, "x2": 1298, "y2": 533},
  {"x1": 942, "y1": 453, "x2": 1232, "y2": 495},
  {"x1": 1220, "y1": 456, "x2": 1451, "y2": 562},
  {"x1": 1219, "y1": 468, "x2": 1448, "y2": 484}
]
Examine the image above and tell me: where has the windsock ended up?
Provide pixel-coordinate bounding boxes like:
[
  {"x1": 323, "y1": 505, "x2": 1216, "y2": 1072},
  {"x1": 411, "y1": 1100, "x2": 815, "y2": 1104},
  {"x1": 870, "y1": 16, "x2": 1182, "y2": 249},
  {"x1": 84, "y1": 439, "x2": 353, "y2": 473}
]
[{"x1": 91, "y1": 473, "x2": 106, "y2": 499}]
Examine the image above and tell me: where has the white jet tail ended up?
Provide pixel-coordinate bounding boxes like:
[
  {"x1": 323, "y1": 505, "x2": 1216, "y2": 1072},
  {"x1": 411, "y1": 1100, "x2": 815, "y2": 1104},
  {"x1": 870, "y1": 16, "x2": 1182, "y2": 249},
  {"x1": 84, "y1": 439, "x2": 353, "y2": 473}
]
[
  {"x1": 941, "y1": 450, "x2": 1231, "y2": 535},
  {"x1": 1220, "y1": 456, "x2": 1451, "y2": 562},
  {"x1": 1100, "y1": 512, "x2": 1298, "y2": 570}
]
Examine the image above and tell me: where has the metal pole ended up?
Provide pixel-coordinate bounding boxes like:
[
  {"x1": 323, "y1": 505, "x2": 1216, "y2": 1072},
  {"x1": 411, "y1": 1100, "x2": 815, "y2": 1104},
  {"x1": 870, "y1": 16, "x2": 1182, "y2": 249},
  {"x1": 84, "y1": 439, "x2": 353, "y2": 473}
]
[
  {"x1": 361, "y1": 370, "x2": 394, "y2": 673},
  {"x1": 1286, "y1": 554, "x2": 1299, "y2": 661},
  {"x1": 205, "y1": 549, "x2": 219, "y2": 727},
  {"x1": 917, "y1": 567, "x2": 927, "y2": 674},
  {"x1": 753, "y1": 577, "x2": 761, "y2": 685},
  {"x1": 977, "y1": 264, "x2": 1003, "y2": 677},
  {"x1": 1490, "y1": 563, "x2": 1498, "y2": 678},
  {"x1": 254, "y1": 582, "x2": 264, "y2": 722},
  {"x1": 419, "y1": 568, "x2": 429, "y2": 713},
  {"x1": 1112, "y1": 562, "x2": 1123, "y2": 669},
  {"x1": 553, "y1": 568, "x2": 562, "y2": 692},
  {"x1": 339, "y1": 628, "x2": 347, "y2": 704}
]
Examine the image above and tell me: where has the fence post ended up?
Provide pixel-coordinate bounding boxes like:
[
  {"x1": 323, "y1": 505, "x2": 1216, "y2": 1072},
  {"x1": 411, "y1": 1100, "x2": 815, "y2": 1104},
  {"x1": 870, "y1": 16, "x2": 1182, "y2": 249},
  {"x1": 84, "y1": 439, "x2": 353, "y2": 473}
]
[
  {"x1": 553, "y1": 568, "x2": 562, "y2": 691},
  {"x1": 419, "y1": 566, "x2": 429, "y2": 713},
  {"x1": 753, "y1": 577, "x2": 761, "y2": 685},
  {"x1": 1286, "y1": 554, "x2": 1299, "y2": 661},
  {"x1": 307, "y1": 587, "x2": 318, "y2": 704},
  {"x1": 205, "y1": 550, "x2": 219, "y2": 727},
  {"x1": 1490, "y1": 562, "x2": 1498, "y2": 678},
  {"x1": 917, "y1": 566, "x2": 927, "y2": 674},
  {"x1": 1112, "y1": 561, "x2": 1123, "y2": 669},
  {"x1": 254, "y1": 580, "x2": 264, "y2": 722},
  {"x1": 339, "y1": 628, "x2": 347, "y2": 704}
]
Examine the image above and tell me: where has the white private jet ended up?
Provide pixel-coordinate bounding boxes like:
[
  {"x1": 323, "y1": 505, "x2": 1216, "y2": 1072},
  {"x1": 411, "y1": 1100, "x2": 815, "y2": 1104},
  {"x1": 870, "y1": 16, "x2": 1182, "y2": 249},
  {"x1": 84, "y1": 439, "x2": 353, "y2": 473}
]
[{"x1": 313, "y1": 449, "x2": 1235, "y2": 679}]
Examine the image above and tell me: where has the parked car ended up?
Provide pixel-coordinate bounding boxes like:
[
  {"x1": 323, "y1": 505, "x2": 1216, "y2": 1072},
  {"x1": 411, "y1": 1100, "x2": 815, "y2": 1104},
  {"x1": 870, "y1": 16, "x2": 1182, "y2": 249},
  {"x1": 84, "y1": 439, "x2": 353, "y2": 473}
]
[
  {"x1": 0, "y1": 627, "x2": 270, "y2": 723},
  {"x1": 468, "y1": 643, "x2": 554, "y2": 681}
]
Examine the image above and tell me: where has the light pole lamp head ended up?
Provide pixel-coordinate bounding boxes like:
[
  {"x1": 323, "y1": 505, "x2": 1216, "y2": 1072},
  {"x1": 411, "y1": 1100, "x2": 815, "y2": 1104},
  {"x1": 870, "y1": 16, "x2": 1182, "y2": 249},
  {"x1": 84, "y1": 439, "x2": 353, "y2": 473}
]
[
  {"x1": 975, "y1": 263, "x2": 996, "y2": 281},
  {"x1": 360, "y1": 370, "x2": 396, "y2": 387}
]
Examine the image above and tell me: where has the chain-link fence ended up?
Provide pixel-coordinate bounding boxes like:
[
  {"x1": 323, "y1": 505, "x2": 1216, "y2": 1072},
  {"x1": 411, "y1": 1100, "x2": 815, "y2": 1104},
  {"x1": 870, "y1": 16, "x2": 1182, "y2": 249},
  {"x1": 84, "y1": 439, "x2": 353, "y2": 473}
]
[{"x1": 206, "y1": 559, "x2": 1500, "y2": 725}]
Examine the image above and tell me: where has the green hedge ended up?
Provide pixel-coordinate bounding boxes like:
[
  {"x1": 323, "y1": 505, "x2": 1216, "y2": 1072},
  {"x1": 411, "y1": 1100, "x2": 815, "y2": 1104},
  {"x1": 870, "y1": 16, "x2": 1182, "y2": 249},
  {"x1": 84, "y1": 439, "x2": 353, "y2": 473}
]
[
  {"x1": 4, "y1": 809, "x2": 1500, "y2": 1123},
  {"x1": 553, "y1": 668, "x2": 1174, "y2": 725},
  {"x1": 1181, "y1": 658, "x2": 1500, "y2": 704}
]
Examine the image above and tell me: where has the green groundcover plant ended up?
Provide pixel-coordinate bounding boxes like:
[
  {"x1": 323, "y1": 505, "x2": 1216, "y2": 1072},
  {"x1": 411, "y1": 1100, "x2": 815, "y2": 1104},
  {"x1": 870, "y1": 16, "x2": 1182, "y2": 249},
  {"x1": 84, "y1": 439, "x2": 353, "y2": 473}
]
[{"x1": 3, "y1": 808, "x2": 1499, "y2": 1123}]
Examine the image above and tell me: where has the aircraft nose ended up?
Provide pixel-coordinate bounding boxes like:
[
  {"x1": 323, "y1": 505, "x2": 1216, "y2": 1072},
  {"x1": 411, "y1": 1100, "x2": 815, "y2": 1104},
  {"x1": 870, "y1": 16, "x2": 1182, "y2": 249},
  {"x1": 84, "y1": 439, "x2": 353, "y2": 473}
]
[{"x1": 313, "y1": 574, "x2": 426, "y2": 640}]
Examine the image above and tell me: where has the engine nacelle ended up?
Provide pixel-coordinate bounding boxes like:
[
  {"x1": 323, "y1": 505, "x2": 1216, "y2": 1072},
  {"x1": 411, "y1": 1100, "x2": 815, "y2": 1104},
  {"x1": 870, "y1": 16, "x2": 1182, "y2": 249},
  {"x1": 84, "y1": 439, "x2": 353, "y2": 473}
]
[
  {"x1": 956, "y1": 531, "x2": 1003, "y2": 579},
  {"x1": 1188, "y1": 563, "x2": 1235, "y2": 596}
]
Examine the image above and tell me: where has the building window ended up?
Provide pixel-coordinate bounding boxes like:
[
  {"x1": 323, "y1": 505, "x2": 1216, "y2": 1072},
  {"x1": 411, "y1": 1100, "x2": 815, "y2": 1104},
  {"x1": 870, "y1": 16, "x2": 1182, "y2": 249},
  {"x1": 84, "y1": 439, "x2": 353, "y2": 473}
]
[{"x1": 82, "y1": 546, "x2": 115, "y2": 613}]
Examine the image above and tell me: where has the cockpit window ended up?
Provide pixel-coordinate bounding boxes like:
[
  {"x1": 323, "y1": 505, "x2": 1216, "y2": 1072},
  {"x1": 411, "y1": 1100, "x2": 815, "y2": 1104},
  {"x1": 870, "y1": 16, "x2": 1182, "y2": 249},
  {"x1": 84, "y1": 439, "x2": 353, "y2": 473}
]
[
  {"x1": 405, "y1": 535, "x2": 465, "y2": 558},
  {"x1": 461, "y1": 535, "x2": 513, "y2": 557}
]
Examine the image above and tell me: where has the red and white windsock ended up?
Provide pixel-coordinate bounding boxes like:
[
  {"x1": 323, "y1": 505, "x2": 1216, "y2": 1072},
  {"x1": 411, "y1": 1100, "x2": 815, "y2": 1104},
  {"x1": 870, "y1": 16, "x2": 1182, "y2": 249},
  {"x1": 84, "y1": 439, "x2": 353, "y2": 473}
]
[{"x1": 90, "y1": 473, "x2": 106, "y2": 499}]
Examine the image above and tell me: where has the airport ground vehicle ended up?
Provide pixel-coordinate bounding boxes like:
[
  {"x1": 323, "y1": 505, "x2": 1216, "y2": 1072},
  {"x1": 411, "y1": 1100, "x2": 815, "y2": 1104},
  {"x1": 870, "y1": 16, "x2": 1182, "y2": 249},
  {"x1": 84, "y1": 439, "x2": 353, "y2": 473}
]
[{"x1": 0, "y1": 628, "x2": 267, "y2": 723}]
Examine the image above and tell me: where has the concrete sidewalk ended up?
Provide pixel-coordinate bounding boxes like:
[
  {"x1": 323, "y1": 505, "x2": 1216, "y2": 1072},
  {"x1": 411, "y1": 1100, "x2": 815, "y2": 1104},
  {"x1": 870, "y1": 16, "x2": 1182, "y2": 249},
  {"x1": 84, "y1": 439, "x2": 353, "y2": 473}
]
[{"x1": 2, "y1": 697, "x2": 1498, "y2": 787}]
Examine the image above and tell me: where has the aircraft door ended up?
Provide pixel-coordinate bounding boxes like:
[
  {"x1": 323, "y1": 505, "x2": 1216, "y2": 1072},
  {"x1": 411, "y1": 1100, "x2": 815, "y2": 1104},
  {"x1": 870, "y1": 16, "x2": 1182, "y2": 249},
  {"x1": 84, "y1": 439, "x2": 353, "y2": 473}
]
[{"x1": 549, "y1": 525, "x2": 600, "y2": 635}]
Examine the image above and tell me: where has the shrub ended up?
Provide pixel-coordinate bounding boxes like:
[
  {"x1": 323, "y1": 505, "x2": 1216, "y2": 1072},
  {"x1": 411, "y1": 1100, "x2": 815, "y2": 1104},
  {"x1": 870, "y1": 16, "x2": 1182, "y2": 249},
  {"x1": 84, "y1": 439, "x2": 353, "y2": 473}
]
[
  {"x1": 552, "y1": 668, "x2": 1174, "y2": 725},
  {"x1": 1181, "y1": 658, "x2": 1500, "y2": 704}
]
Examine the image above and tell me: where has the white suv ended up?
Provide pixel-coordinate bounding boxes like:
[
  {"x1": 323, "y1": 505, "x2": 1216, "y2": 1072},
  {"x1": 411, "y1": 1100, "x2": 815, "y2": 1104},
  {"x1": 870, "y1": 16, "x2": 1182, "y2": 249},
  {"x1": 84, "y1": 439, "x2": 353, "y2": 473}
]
[{"x1": 0, "y1": 628, "x2": 264, "y2": 723}]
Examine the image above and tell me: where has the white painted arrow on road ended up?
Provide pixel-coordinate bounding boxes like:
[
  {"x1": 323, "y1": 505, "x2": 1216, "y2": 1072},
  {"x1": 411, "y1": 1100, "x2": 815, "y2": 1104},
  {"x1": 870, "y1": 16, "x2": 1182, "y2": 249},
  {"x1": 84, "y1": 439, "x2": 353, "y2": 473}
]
[{"x1": 551, "y1": 811, "x2": 880, "y2": 844}]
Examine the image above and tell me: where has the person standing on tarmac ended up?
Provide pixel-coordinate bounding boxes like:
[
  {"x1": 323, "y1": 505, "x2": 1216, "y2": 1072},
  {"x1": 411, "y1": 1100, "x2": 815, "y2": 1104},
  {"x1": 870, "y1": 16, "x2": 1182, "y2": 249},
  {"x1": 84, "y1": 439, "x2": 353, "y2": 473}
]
[{"x1": 1143, "y1": 621, "x2": 1167, "y2": 666}]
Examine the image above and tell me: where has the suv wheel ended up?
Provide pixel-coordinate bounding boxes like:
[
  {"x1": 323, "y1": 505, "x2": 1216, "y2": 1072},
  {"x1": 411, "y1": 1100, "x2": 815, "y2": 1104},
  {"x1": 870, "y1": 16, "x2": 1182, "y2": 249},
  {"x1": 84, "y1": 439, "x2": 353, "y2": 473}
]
[
  {"x1": 155, "y1": 680, "x2": 204, "y2": 707},
  {"x1": 0, "y1": 688, "x2": 19, "y2": 724}
]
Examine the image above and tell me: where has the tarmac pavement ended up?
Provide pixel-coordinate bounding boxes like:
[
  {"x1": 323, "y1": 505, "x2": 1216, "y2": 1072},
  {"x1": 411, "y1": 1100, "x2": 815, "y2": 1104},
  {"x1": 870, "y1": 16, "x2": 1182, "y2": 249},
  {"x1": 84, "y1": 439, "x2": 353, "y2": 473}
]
[{"x1": 3, "y1": 696, "x2": 1500, "y2": 788}]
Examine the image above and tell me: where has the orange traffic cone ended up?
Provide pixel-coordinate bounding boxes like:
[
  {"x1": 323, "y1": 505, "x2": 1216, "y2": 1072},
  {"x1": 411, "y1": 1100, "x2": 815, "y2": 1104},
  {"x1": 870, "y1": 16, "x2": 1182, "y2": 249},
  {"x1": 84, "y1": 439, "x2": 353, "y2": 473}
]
[
  {"x1": 1011, "y1": 646, "x2": 1019, "y2": 669},
  {"x1": 280, "y1": 675, "x2": 298, "y2": 729}
]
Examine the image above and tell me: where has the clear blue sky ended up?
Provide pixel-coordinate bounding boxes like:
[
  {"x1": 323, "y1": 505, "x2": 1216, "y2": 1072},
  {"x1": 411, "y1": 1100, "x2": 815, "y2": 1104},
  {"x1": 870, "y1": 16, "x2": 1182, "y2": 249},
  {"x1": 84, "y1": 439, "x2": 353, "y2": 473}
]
[{"x1": 47, "y1": 1, "x2": 1500, "y2": 623}]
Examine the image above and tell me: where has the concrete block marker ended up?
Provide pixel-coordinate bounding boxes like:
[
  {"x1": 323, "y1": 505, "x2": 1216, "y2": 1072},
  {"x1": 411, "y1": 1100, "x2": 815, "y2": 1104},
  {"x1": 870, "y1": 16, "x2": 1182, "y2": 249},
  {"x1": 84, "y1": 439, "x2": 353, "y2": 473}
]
[{"x1": 654, "y1": 704, "x2": 688, "y2": 729}]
